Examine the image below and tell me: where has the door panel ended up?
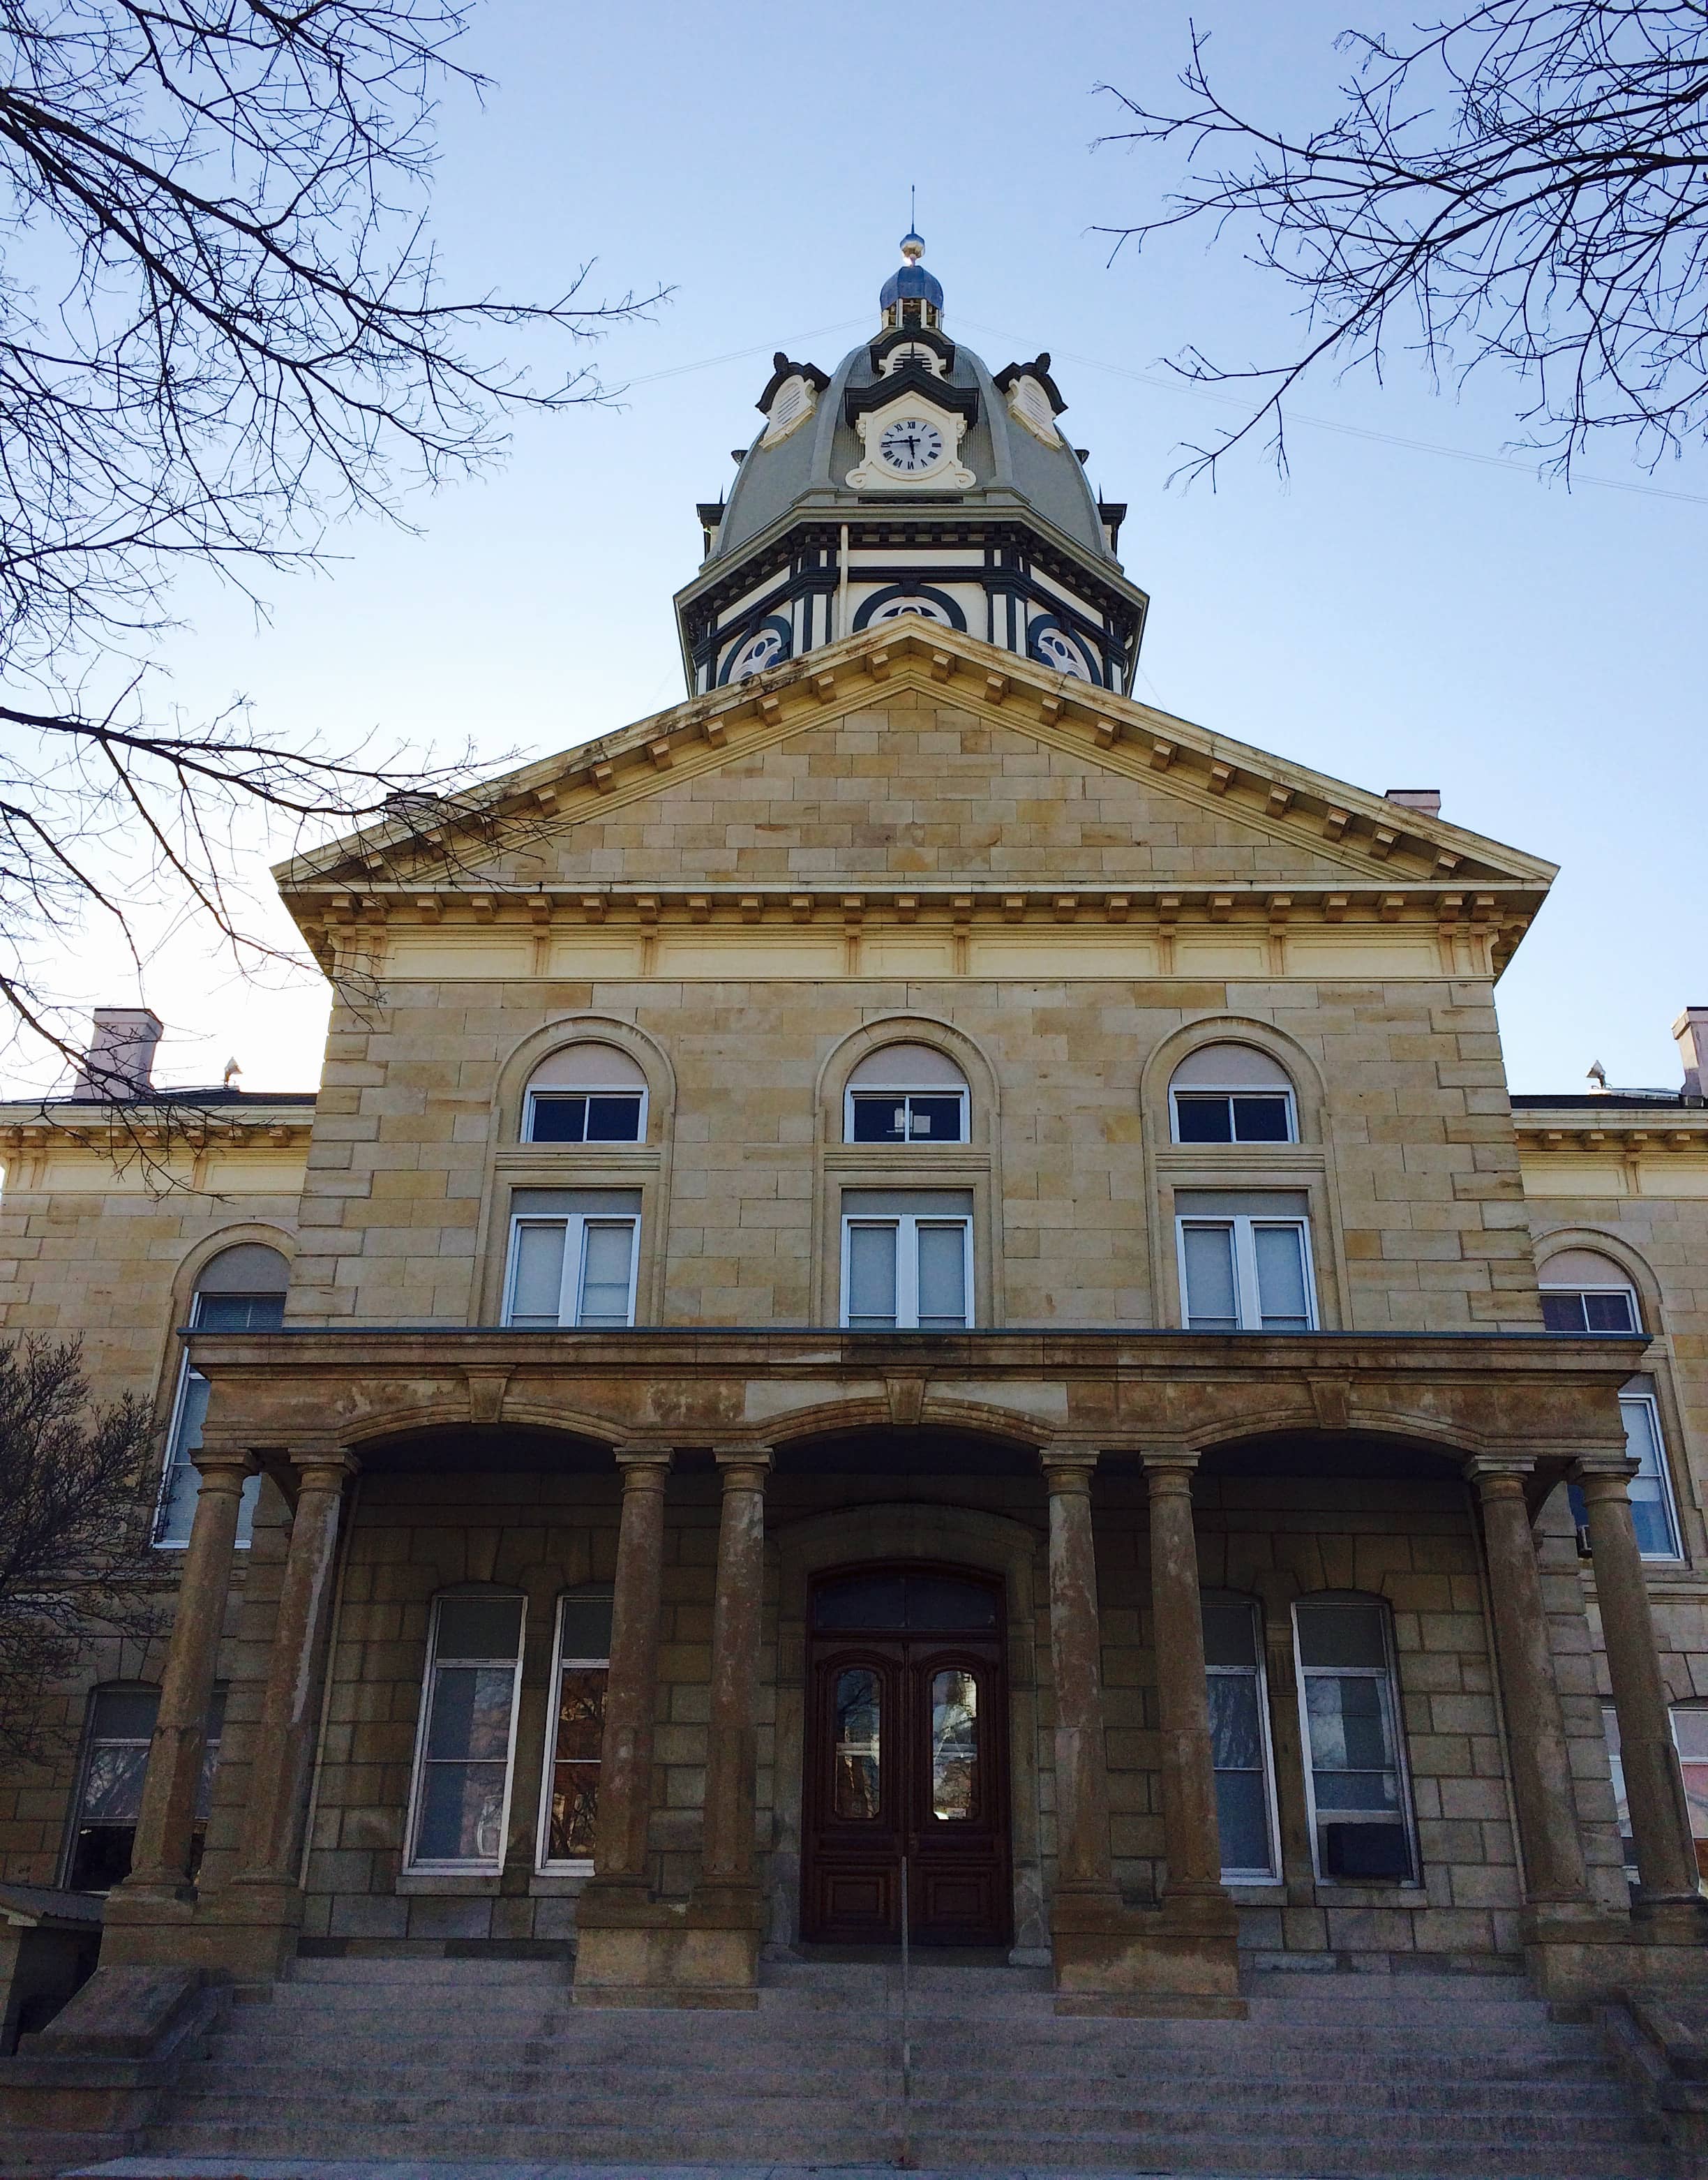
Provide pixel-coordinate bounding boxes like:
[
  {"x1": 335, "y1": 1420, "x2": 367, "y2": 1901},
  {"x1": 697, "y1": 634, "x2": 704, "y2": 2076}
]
[{"x1": 802, "y1": 1567, "x2": 1010, "y2": 1947}]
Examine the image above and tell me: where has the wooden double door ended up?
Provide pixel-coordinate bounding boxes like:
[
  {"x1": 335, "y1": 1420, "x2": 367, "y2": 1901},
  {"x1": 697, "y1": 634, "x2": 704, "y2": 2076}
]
[{"x1": 802, "y1": 1564, "x2": 1010, "y2": 1948}]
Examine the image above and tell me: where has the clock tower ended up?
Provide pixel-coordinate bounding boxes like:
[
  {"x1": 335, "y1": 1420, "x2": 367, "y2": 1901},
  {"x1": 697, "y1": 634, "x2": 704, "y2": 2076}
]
[{"x1": 675, "y1": 236, "x2": 1150, "y2": 694}]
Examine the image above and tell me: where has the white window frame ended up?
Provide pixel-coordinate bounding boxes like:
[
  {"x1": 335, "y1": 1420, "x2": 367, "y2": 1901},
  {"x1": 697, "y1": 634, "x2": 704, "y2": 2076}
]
[
  {"x1": 843, "y1": 1084, "x2": 969, "y2": 1146},
  {"x1": 521, "y1": 1084, "x2": 648, "y2": 1147},
  {"x1": 1618, "y1": 1387, "x2": 1684, "y2": 1562},
  {"x1": 1292, "y1": 1598, "x2": 1419, "y2": 1886},
  {"x1": 1539, "y1": 1279, "x2": 1641, "y2": 1335},
  {"x1": 404, "y1": 1594, "x2": 527, "y2": 1876},
  {"x1": 839, "y1": 1214, "x2": 973, "y2": 1331},
  {"x1": 502, "y1": 1213, "x2": 640, "y2": 1329},
  {"x1": 153, "y1": 1294, "x2": 270, "y2": 1551},
  {"x1": 1169, "y1": 1084, "x2": 1298, "y2": 1147},
  {"x1": 1175, "y1": 1215, "x2": 1318, "y2": 1333},
  {"x1": 1204, "y1": 1597, "x2": 1283, "y2": 1885},
  {"x1": 535, "y1": 1590, "x2": 614, "y2": 1874}
]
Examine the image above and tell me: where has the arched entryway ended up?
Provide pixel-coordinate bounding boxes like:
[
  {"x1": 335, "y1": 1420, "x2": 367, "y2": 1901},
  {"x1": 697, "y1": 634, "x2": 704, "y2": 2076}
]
[{"x1": 802, "y1": 1563, "x2": 1010, "y2": 1946}]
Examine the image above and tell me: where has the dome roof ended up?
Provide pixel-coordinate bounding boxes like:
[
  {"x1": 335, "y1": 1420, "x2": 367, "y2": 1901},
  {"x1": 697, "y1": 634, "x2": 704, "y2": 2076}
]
[
  {"x1": 879, "y1": 263, "x2": 943, "y2": 310},
  {"x1": 708, "y1": 319, "x2": 1119, "y2": 571}
]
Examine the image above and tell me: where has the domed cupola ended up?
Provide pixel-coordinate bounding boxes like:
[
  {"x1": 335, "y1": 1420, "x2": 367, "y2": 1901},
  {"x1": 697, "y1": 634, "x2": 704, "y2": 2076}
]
[
  {"x1": 676, "y1": 241, "x2": 1149, "y2": 698},
  {"x1": 878, "y1": 231, "x2": 945, "y2": 331}
]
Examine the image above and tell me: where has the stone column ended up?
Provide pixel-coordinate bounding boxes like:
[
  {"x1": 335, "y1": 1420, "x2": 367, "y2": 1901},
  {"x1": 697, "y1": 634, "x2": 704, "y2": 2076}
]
[
  {"x1": 120, "y1": 1438, "x2": 257, "y2": 1897},
  {"x1": 1140, "y1": 1449, "x2": 1227, "y2": 1905},
  {"x1": 696, "y1": 1448, "x2": 772, "y2": 1902},
  {"x1": 589, "y1": 1445, "x2": 673, "y2": 1889},
  {"x1": 1467, "y1": 1458, "x2": 1593, "y2": 1907},
  {"x1": 1041, "y1": 1445, "x2": 1118, "y2": 1907},
  {"x1": 1576, "y1": 1453, "x2": 1702, "y2": 1909},
  {"x1": 232, "y1": 1446, "x2": 359, "y2": 1891}
]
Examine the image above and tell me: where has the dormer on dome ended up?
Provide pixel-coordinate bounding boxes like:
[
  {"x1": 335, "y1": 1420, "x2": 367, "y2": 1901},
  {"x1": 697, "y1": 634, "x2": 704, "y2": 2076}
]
[
  {"x1": 878, "y1": 231, "x2": 944, "y2": 331},
  {"x1": 757, "y1": 353, "x2": 830, "y2": 449},
  {"x1": 994, "y1": 354, "x2": 1068, "y2": 447}
]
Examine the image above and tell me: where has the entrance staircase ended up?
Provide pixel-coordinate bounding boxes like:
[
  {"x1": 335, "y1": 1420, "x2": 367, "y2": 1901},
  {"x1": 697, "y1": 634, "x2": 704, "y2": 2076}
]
[{"x1": 114, "y1": 1952, "x2": 1667, "y2": 2176}]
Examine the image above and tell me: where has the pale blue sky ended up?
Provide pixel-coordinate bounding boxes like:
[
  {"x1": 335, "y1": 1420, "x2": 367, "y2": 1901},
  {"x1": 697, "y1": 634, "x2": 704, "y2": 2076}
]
[{"x1": 37, "y1": 0, "x2": 1705, "y2": 1098}]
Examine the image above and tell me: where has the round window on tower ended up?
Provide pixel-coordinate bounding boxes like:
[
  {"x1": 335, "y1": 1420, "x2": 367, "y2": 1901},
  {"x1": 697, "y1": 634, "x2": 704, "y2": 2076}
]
[
  {"x1": 1028, "y1": 616, "x2": 1098, "y2": 682},
  {"x1": 853, "y1": 584, "x2": 966, "y2": 634},
  {"x1": 719, "y1": 615, "x2": 793, "y2": 686}
]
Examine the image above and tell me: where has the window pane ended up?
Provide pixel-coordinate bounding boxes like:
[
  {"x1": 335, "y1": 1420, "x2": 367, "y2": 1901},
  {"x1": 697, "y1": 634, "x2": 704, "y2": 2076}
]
[
  {"x1": 908, "y1": 1095, "x2": 964, "y2": 1142},
  {"x1": 576, "y1": 1220, "x2": 635, "y2": 1328},
  {"x1": 931, "y1": 1669, "x2": 979, "y2": 1821},
  {"x1": 1673, "y1": 1711, "x2": 1708, "y2": 1763},
  {"x1": 528, "y1": 1093, "x2": 588, "y2": 1143},
  {"x1": 1305, "y1": 1677, "x2": 1399, "y2": 1809},
  {"x1": 426, "y1": 1664, "x2": 516, "y2": 1761},
  {"x1": 851, "y1": 1094, "x2": 907, "y2": 1143},
  {"x1": 1175, "y1": 1094, "x2": 1233, "y2": 1143},
  {"x1": 1585, "y1": 1291, "x2": 1638, "y2": 1333},
  {"x1": 915, "y1": 1223, "x2": 968, "y2": 1329},
  {"x1": 1182, "y1": 1223, "x2": 1238, "y2": 1331},
  {"x1": 80, "y1": 1743, "x2": 151, "y2": 1823},
  {"x1": 1253, "y1": 1224, "x2": 1311, "y2": 1330},
  {"x1": 90, "y1": 1688, "x2": 160, "y2": 1740},
  {"x1": 1621, "y1": 1396, "x2": 1681, "y2": 1556},
  {"x1": 435, "y1": 1598, "x2": 524, "y2": 1662},
  {"x1": 158, "y1": 1369, "x2": 211, "y2": 1543},
  {"x1": 1296, "y1": 1601, "x2": 1387, "y2": 1668},
  {"x1": 557, "y1": 1597, "x2": 613, "y2": 1659},
  {"x1": 1231, "y1": 1093, "x2": 1291, "y2": 1143},
  {"x1": 1202, "y1": 1603, "x2": 1259, "y2": 1670},
  {"x1": 509, "y1": 1222, "x2": 567, "y2": 1327},
  {"x1": 547, "y1": 1664, "x2": 606, "y2": 1861},
  {"x1": 1208, "y1": 1672, "x2": 1264, "y2": 1772},
  {"x1": 833, "y1": 1668, "x2": 881, "y2": 1819},
  {"x1": 846, "y1": 1223, "x2": 898, "y2": 1327},
  {"x1": 415, "y1": 1760, "x2": 509, "y2": 1862},
  {"x1": 195, "y1": 1293, "x2": 286, "y2": 1332},
  {"x1": 68, "y1": 1823, "x2": 137, "y2": 1891},
  {"x1": 1541, "y1": 1292, "x2": 1589, "y2": 1332},
  {"x1": 584, "y1": 1095, "x2": 643, "y2": 1143},
  {"x1": 1215, "y1": 1769, "x2": 1273, "y2": 1874}
]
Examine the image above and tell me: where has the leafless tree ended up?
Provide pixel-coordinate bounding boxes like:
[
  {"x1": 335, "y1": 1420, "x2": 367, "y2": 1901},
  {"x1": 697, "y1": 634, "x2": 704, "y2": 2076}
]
[
  {"x1": 0, "y1": 1, "x2": 660, "y2": 1090},
  {"x1": 1095, "y1": 3, "x2": 1708, "y2": 481},
  {"x1": 0, "y1": 1336, "x2": 164, "y2": 1765}
]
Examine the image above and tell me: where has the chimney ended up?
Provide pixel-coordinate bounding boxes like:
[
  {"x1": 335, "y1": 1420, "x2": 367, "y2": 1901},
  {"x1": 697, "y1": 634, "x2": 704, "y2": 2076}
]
[
  {"x1": 1384, "y1": 789, "x2": 1441, "y2": 818},
  {"x1": 1675, "y1": 1008, "x2": 1708, "y2": 1102},
  {"x1": 73, "y1": 1007, "x2": 163, "y2": 1099}
]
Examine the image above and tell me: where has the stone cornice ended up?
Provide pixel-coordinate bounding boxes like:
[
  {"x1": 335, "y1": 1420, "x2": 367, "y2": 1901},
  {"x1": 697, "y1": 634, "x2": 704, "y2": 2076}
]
[
  {"x1": 0, "y1": 1103, "x2": 315, "y2": 1154},
  {"x1": 274, "y1": 625, "x2": 1557, "y2": 934},
  {"x1": 1515, "y1": 1109, "x2": 1708, "y2": 1153}
]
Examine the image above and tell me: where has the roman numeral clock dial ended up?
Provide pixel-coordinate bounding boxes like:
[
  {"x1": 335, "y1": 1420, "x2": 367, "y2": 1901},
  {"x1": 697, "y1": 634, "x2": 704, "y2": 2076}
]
[{"x1": 877, "y1": 417, "x2": 943, "y2": 474}]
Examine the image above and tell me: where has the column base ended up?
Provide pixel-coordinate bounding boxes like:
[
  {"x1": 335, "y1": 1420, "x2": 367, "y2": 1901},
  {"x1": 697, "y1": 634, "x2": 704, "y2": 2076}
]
[
  {"x1": 573, "y1": 1879, "x2": 761, "y2": 2009},
  {"x1": 98, "y1": 1875, "x2": 303, "y2": 1980},
  {"x1": 1521, "y1": 1901, "x2": 1645, "y2": 2003},
  {"x1": 1050, "y1": 1888, "x2": 1245, "y2": 2017}
]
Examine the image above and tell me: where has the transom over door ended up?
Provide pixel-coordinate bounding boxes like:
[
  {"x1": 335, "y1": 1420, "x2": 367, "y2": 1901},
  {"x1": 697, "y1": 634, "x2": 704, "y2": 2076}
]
[{"x1": 802, "y1": 1565, "x2": 1010, "y2": 1947}]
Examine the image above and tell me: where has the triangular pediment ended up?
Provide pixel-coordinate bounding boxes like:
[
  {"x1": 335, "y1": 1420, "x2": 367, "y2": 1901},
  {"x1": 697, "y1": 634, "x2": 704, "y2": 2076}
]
[{"x1": 278, "y1": 625, "x2": 1553, "y2": 973}]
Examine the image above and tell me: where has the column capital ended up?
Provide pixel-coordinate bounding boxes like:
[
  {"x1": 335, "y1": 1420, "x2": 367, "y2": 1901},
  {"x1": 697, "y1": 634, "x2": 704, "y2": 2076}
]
[
  {"x1": 290, "y1": 1443, "x2": 359, "y2": 1485},
  {"x1": 188, "y1": 1437, "x2": 259, "y2": 1484},
  {"x1": 1040, "y1": 1442, "x2": 1100, "y2": 1488},
  {"x1": 1137, "y1": 1446, "x2": 1203, "y2": 1483},
  {"x1": 615, "y1": 1441, "x2": 675, "y2": 1482},
  {"x1": 1573, "y1": 1451, "x2": 1641, "y2": 1492},
  {"x1": 712, "y1": 1444, "x2": 772, "y2": 1478},
  {"x1": 1464, "y1": 1454, "x2": 1537, "y2": 1489}
]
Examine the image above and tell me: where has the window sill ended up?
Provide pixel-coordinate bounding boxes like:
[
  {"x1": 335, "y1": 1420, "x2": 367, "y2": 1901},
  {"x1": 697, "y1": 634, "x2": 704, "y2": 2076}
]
[
  {"x1": 396, "y1": 1872, "x2": 501, "y2": 1896},
  {"x1": 529, "y1": 1869, "x2": 593, "y2": 1895}
]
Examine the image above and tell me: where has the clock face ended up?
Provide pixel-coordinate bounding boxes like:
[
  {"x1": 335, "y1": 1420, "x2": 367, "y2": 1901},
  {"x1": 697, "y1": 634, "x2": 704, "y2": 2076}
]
[{"x1": 877, "y1": 417, "x2": 945, "y2": 474}]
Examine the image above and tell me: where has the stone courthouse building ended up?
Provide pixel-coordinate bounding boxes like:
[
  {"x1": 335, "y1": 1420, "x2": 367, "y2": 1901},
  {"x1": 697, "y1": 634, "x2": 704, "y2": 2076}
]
[{"x1": 3, "y1": 238, "x2": 1708, "y2": 2169}]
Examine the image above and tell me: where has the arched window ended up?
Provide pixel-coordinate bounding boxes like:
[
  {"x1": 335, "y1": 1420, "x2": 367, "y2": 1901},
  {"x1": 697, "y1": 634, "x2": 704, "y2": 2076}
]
[
  {"x1": 1292, "y1": 1595, "x2": 1417, "y2": 1883},
  {"x1": 523, "y1": 1043, "x2": 647, "y2": 1145},
  {"x1": 1542, "y1": 1247, "x2": 1681, "y2": 1560},
  {"x1": 1538, "y1": 1246, "x2": 1641, "y2": 1334},
  {"x1": 1169, "y1": 1044, "x2": 1297, "y2": 1145},
  {"x1": 156, "y1": 1242, "x2": 288, "y2": 1548},
  {"x1": 844, "y1": 1043, "x2": 968, "y2": 1145},
  {"x1": 405, "y1": 1591, "x2": 527, "y2": 1873}
]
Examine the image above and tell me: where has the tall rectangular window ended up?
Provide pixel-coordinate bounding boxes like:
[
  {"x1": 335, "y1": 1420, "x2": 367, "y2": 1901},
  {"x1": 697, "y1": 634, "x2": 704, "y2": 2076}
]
[
  {"x1": 1566, "y1": 1384, "x2": 1682, "y2": 1562},
  {"x1": 1176, "y1": 1192, "x2": 1315, "y2": 1333},
  {"x1": 1202, "y1": 1599, "x2": 1280, "y2": 1882},
  {"x1": 155, "y1": 1292, "x2": 278, "y2": 1546},
  {"x1": 503, "y1": 1189, "x2": 641, "y2": 1329},
  {"x1": 537, "y1": 1591, "x2": 614, "y2": 1870},
  {"x1": 63, "y1": 1685, "x2": 225, "y2": 1892},
  {"x1": 840, "y1": 1190, "x2": 973, "y2": 1331},
  {"x1": 1294, "y1": 1598, "x2": 1416, "y2": 1883},
  {"x1": 1602, "y1": 1705, "x2": 1708, "y2": 1883},
  {"x1": 406, "y1": 1595, "x2": 526, "y2": 1872}
]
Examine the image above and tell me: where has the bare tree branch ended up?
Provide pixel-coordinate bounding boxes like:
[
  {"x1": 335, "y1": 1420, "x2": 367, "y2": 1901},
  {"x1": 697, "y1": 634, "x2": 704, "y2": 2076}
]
[{"x1": 1094, "y1": 3, "x2": 1708, "y2": 483}]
